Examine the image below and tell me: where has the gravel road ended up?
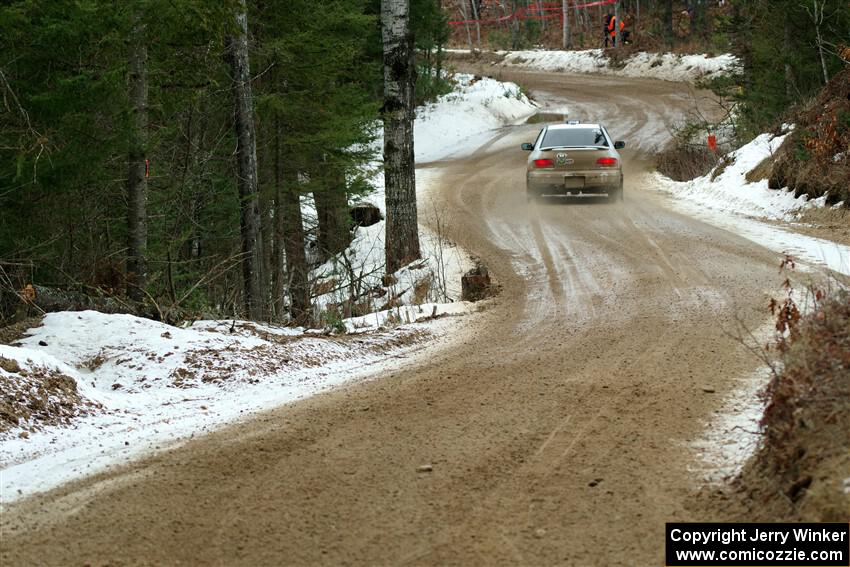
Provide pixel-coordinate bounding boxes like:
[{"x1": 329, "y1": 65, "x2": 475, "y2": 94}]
[{"x1": 1, "y1": 70, "x2": 786, "y2": 566}]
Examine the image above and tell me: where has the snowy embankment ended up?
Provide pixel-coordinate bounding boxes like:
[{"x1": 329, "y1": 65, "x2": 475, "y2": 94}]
[
  {"x1": 654, "y1": 132, "x2": 850, "y2": 276},
  {"x1": 0, "y1": 311, "x2": 464, "y2": 501},
  {"x1": 1, "y1": 74, "x2": 537, "y2": 504},
  {"x1": 656, "y1": 132, "x2": 807, "y2": 220},
  {"x1": 450, "y1": 48, "x2": 738, "y2": 83},
  {"x1": 416, "y1": 73, "x2": 538, "y2": 162}
]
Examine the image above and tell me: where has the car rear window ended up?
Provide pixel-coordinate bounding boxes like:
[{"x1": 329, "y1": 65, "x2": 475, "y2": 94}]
[{"x1": 541, "y1": 128, "x2": 608, "y2": 149}]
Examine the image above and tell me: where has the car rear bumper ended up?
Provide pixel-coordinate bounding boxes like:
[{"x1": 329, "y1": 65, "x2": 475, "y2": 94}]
[{"x1": 526, "y1": 169, "x2": 621, "y2": 196}]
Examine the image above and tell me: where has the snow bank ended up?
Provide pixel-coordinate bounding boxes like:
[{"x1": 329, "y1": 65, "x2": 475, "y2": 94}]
[
  {"x1": 653, "y1": 133, "x2": 815, "y2": 221},
  {"x1": 415, "y1": 74, "x2": 538, "y2": 162},
  {"x1": 654, "y1": 133, "x2": 850, "y2": 276},
  {"x1": 1, "y1": 71, "x2": 533, "y2": 503},
  {"x1": 449, "y1": 48, "x2": 739, "y2": 83},
  {"x1": 0, "y1": 345, "x2": 98, "y2": 434},
  {"x1": 0, "y1": 309, "x2": 470, "y2": 502}
]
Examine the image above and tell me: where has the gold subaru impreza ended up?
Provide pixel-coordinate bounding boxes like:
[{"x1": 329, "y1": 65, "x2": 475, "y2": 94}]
[{"x1": 522, "y1": 121, "x2": 625, "y2": 202}]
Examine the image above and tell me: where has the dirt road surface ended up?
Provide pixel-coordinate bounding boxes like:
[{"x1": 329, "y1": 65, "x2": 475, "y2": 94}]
[{"x1": 2, "y1": 71, "x2": 787, "y2": 566}]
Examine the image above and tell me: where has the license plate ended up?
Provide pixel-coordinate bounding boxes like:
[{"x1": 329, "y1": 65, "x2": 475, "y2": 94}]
[{"x1": 564, "y1": 177, "x2": 585, "y2": 189}]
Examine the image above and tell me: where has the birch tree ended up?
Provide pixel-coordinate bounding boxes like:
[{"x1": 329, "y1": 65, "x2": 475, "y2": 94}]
[
  {"x1": 804, "y1": 0, "x2": 830, "y2": 84},
  {"x1": 227, "y1": 0, "x2": 267, "y2": 320},
  {"x1": 562, "y1": 0, "x2": 571, "y2": 49},
  {"x1": 381, "y1": 0, "x2": 421, "y2": 275},
  {"x1": 126, "y1": 6, "x2": 148, "y2": 301},
  {"x1": 470, "y1": 0, "x2": 482, "y2": 48}
]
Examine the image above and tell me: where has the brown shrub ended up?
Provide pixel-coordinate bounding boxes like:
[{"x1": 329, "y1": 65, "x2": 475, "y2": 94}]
[
  {"x1": 735, "y1": 288, "x2": 850, "y2": 521},
  {"x1": 656, "y1": 144, "x2": 718, "y2": 182}
]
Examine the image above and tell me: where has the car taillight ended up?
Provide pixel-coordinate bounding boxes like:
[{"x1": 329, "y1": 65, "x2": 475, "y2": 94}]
[
  {"x1": 596, "y1": 157, "x2": 618, "y2": 167},
  {"x1": 533, "y1": 158, "x2": 554, "y2": 168}
]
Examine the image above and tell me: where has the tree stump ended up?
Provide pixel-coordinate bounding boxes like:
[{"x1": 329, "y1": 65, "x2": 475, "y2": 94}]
[{"x1": 461, "y1": 265, "x2": 492, "y2": 302}]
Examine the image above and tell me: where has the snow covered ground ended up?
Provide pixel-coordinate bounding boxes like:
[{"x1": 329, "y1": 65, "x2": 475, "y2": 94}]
[
  {"x1": 1, "y1": 73, "x2": 537, "y2": 505},
  {"x1": 653, "y1": 132, "x2": 850, "y2": 276},
  {"x1": 0, "y1": 310, "x2": 474, "y2": 503},
  {"x1": 415, "y1": 73, "x2": 538, "y2": 162},
  {"x1": 449, "y1": 48, "x2": 738, "y2": 83}
]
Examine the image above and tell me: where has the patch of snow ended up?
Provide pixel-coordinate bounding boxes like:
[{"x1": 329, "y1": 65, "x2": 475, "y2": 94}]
[
  {"x1": 415, "y1": 73, "x2": 538, "y2": 163},
  {"x1": 310, "y1": 73, "x2": 534, "y2": 316},
  {"x1": 309, "y1": 178, "x2": 474, "y2": 315},
  {"x1": 345, "y1": 302, "x2": 473, "y2": 334},
  {"x1": 690, "y1": 365, "x2": 771, "y2": 484},
  {"x1": 670, "y1": 203, "x2": 850, "y2": 276},
  {"x1": 0, "y1": 309, "x2": 476, "y2": 504},
  {"x1": 653, "y1": 132, "x2": 850, "y2": 276},
  {"x1": 654, "y1": 133, "x2": 810, "y2": 221},
  {"x1": 449, "y1": 48, "x2": 739, "y2": 83},
  {"x1": 0, "y1": 344, "x2": 79, "y2": 379}
]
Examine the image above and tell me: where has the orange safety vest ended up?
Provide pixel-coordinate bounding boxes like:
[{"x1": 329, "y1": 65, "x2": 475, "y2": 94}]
[{"x1": 608, "y1": 17, "x2": 625, "y2": 37}]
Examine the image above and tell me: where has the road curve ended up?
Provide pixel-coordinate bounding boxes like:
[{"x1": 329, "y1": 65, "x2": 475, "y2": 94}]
[{"x1": 1, "y1": 71, "x2": 785, "y2": 566}]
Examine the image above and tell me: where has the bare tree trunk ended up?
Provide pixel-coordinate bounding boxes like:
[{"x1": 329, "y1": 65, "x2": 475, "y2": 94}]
[
  {"x1": 510, "y1": 0, "x2": 521, "y2": 48},
  {"x1": 663, "y1": 0, "x2": 674, "y2": 46},
  {"x1": 636, "y1": 0, "x2": 640, "y2": 32},
  {"x1": 227, "y1": 0, "x2": 267, "y2": 320},
  {"x1": 314, "y1": 169, "x2": 351, "y2": 259},
  {"x1": 271, "y1": 119, "x2": 310, "y2": 324},
  {"x1": 536, "y1": 0, "x2": 546, "y2": 31},
  {"x1": 470, "y1": 0, "x2": 482, "y2": 47},
  {"x1": 280, "y1": 178, "x2": 311, "y2": 324},
  {"x1": 562, "y1": 0, "x2": 571, "y2": 49},
  {"x1": 808, "y1": 0, "x2": 830, "y2": 84},
  {"x1": 574, "y1": 2, "x2": 583, "y2": 47},
  {"x1": 614, "y1": 0, "x2": 621, "y2": 47},
  {"x1": 783, "y1": 13, "x2": 797, "y2": 100},
  {"x1": 381, "y1": 0, "x2": 421, "y2": 275},
  {"x1": 126, "y1": 8, "x2": 148, "y2": 301},
  {"x1": 272, "y1": 126, "x2": 286, "y2": 321},
  {"x1": 456, "y1": 0, "x2": 474, "y2": 49}
]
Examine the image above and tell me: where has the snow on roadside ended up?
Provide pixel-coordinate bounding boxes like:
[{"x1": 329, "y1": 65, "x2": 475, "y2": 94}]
[
  {"x1": 654, "y1": 133, "x2": 808, "y2": 221},
  {"x1": 415, "y1": 73, "x2": 538, "y2": 162},
  {"x1": 448, "y1": 48, "x2": 739, "y2": 83},
  {"x1": 657, "y1": 135, "x2": 848, "y2": 484},
  {"x1": 652, "y1": 132, "x2": 850, "y2": 276},
  {"x1": 0, "y1": 309, "x2": 470, "y2": 503},
  {"x1": 689, "y1": 362, "x2": 772, "y2": 484}
]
